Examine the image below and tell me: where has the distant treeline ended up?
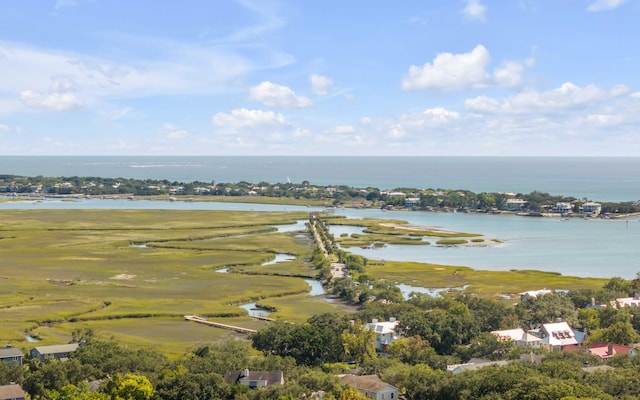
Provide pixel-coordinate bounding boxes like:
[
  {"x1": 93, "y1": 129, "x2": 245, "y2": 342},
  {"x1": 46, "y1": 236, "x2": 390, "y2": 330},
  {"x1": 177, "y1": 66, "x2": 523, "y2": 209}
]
[{"x1": 1, "y1": 174, "x2": 639, "y2": 214}]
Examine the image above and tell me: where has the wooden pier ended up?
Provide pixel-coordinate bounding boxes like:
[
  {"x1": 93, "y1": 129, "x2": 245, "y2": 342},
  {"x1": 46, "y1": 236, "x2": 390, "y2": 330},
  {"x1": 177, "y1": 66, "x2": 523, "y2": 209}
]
[{"x1": 184, "y1": 315, "x2": 257, "y2": 334}]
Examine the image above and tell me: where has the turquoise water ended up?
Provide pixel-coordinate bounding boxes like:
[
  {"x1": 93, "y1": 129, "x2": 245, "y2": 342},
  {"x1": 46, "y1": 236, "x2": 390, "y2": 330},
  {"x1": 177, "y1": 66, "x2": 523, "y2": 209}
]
[{"x1": 1, "y1": 155, "x2": 639, "y2": 278}]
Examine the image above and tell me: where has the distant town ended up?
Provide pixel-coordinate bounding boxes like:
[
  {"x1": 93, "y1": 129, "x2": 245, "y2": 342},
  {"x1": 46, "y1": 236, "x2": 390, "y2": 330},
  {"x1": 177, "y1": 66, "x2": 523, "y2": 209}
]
[{"x1": 2, "y1": 174, "x2": 639, "y2": 217}]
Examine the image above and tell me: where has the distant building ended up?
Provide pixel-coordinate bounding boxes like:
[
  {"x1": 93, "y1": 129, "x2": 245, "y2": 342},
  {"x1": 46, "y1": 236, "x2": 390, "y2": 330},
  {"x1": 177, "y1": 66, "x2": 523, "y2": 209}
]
[
  {"x1": 587, "y1": 342, "x2": 638, "y2": 360},
  {"x1": 30, "y1": 343, "x2": 79, "y2": 361},
  {"x1": 519, "y1": 289, "x2": 552, "y2": 301},
  {"x1": 506, "y1": 199, "x2": 527, "y2": 211},
  {"x1": 552, "y1": 202, "x2": 573, "y2": 214},
  {"x1": 580, "y1": 202, "x2": 602, "y2": 216},
  {"x1": 224, "y1": 369, "x2": 284, "y2": 389},
  {"x1": 340, "y1": 374, "x2": 399, "y2": 400}
]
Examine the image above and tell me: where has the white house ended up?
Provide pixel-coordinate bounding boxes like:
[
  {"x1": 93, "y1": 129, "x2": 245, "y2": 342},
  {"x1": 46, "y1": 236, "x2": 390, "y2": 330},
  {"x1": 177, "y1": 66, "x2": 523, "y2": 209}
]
[
  {"x1": 340, "y1": 374, "x2": 399, "y2": 400},
  {"x1": 491, "y1": 328, "x2": 543, "y2": 348},
  {"x1": 506, "y1": 199, "x2": 527, "y2": 211},
  {"x1": 552, "y1": 202, "x2": 573, "y2": 214},
  {"x1": 540, "y1": 321, "x2": 583, "y2": 350},
  {"x1": 519, "y1": 289, "x2": 552, "y2": 301},
  {"x1": 615, "y1": 296, "x2": 640, "y2": 308},
  {"x1": 366, "y1": 318, "x2": 400, "y2": 352},
  {"x1": 580, "y1": 202, "x2": 602, "y2": 216}
]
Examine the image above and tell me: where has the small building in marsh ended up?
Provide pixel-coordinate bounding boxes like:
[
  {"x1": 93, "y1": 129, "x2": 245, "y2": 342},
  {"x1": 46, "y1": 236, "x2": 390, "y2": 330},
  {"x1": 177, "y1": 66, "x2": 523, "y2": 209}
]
[
  {"x1": 340, "y1": 374, "x2": 399, "y2": 400},
  {"x1": 0, "y1": 384, "x2": 26, "y2": 400},
  {"x1": 0, "y1": 346, "x2": 23, "y2": 366},
  {"x1": 224, "y1": 369, "x2": 284, "y2": 389},
  {"x1": 30, "y1": 343, "x2": 79, "y2": 361}
]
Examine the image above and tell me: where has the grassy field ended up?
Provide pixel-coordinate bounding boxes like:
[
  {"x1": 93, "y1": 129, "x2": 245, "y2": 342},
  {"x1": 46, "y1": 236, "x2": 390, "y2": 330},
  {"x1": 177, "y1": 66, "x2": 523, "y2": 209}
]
[
  {"x1": 0, "y1": 208, "x2": 610, "y2": 357},
  {"x1": 0, "y1": 209, "x2": 351, "y2": 355}
]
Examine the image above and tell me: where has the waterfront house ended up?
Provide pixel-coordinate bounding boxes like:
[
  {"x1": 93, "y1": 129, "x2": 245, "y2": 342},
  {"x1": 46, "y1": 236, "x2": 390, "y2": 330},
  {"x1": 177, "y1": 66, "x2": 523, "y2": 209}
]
[
  {"x1": 366, "y1": 318, "x2": 400, "y2": 352},
  {"x1": 30, "y1": 343, "x2": 79, "y2": 361},
  {"x1": 506, "y1": 198, "x2": 527, "y2": 211},
  {"x1": 224, "y1": 369, "x2": 284, "y2": 388},
  {"x1": 340, "y1": 374, "x2": 399, "y2": 400},
  {"x1": 580, "y1": 202, "x2": 602, "y2": 216},
  {"x1": 0, "y1": 346, "x2": 23, "y2": 366},
  {"x1": 551, "y1": 202, "x2": 573, "y2": 214},
  {"x1": 0, "y1": 384, "x2": 26, "y2": 400}
]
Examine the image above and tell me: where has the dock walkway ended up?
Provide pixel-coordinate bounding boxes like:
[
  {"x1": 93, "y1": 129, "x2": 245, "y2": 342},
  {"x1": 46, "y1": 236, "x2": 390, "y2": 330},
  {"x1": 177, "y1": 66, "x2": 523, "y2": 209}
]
[{"x1": 184, "y1": 315, "x2": 257, "y2": 334}]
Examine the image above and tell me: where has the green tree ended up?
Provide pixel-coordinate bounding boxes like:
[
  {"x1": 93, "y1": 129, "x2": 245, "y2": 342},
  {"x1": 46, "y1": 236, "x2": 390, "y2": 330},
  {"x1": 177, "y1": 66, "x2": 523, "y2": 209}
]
[{"x1": 108, "y1": 373, "x2": 153, "y2": 400}]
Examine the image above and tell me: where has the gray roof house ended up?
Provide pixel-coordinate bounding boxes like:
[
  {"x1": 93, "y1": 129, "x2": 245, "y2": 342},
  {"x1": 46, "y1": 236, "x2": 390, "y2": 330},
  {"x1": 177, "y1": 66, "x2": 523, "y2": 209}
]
[
  {"x1": 224, "y1": 369, "x2": 284, "y2": 388},
  {"x1": 0, "y1": 384, "x2": 26, "y2": 400},
  {"x1": 30, "y1": 343, "x2": 79, "y2": 361},
  {"x1": 0, "y1": 346, "x2": 23, "y2": 366},
  {"x1": 340, "y1": 374, "x2": 399, "y2": 400}
]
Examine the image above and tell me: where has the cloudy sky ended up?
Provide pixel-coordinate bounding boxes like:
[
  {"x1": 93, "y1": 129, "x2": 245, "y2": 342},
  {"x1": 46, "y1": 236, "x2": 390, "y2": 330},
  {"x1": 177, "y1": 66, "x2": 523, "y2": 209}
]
[{"x1": 0, "y1": 0, "x2": 639, "y2": 156}]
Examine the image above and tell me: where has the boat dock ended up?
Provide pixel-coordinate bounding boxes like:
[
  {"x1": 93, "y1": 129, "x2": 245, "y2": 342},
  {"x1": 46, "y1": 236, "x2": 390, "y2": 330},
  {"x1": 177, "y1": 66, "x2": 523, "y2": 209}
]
[{"x1": 184, "y1": 315, "x2": 257, "y2": 334}]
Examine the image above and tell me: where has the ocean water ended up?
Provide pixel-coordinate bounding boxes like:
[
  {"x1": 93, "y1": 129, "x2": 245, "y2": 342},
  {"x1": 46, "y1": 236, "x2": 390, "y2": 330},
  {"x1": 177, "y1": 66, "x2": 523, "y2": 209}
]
[
  {"x1": 1, "y1": 156, "x2": 639, "y2": 279},
  {"x1": 1, "y1": 156, "x2": 639, "y2": 201}
]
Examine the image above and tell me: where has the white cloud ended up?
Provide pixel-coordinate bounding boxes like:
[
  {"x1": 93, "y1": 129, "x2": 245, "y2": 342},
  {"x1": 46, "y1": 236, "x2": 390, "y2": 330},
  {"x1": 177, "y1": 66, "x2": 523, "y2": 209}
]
[
  {"x1": 403, "y1": 45, "x2": 490, "y2": 91},
  {"x1": 249, "y1": 81, "x2": 313, "y2": 108},
  {"x1": 0, "y1": 124, "x2": 9, "y2": 132},
  {"x1": 212, "y1": 108, "x2": 289, "y2": 132},
  {"x1": 422, "y1": 108, "x2": 462, "y2": 123},
  {"x1": 587, "y1": 0, "x2": 628, "y2": 12},
  {"x1": 402, "y1": 45, "x2": 531, "y2": 91},
  {"x1": 0, "y1": 38, "x2": 255, "y2": 107},
  {"x1": 160, "y1": 123, "x2": 189, "y2": 139},
  {"x1": 100, "y1": 107, "x2": 133, "y2": 121},
  {"x1": 310, "y1": 74, "x2": 333, "y2": 96},
  {"x1": 20, "y1": 90, "x2": 83, "y2": 111},
  {"x1": 462, "y1": 0, "x2": 487, "y2": 21},
  {"x1": 332, "y1": 125, "x2": 356, "y2": 135},
  {"x1": 54, "y1": 0, "x2": 78, "y2": 10},
  {"x1": 465, "y1": 82, "x2": 627, "y2": 114}
]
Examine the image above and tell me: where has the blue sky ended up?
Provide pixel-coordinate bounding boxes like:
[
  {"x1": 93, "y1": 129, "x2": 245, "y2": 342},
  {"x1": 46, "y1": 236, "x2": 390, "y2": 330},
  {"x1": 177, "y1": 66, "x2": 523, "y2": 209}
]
[{"x1": 0, "y1": 0, "x2": 639, "y2": 156}]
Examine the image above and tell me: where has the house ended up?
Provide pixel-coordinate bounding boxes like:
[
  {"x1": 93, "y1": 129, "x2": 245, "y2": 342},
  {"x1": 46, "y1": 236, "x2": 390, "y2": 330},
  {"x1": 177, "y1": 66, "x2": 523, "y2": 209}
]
[
  {"x1": 224, "y1": 369, "x2": 284, "y2": 388},
  {"x1": 540, "y1": 321, "x2": 583, "y2": 350},
  {"x1": 519, "y1": 289, "x2": 552, "y2": 301},
  {"x1": 0, "y1": 384, "x2": 26, "y2": 400},
  {"x1": 580, "y1": 202, "x2": 602, "y2": 216},
  {"x1": 366, "y1": 318, "x2": 400, "y2": 352},
  {"x1": 615, "y1": 296, "x2": 640, "y2": 308},
  {"x1": 30, "y1": 343, "x2": 79, "y2": 361},
  {"x1": 506, "y1": 198, "x2": 527, "y2": 211},
  {"x1": 0, "y1": 346, "x2": 23, "y2": 366},
  {"x1": 404, "y1": 197, "x2": 420, "y2": 207},
  {"x1": 491, "y1": 328, "x2": 543, "y2": 348},
  {"x1": 551, "y1": 202, "x2": 573, "y2": 214},
  {"x1": 340, "y1": 374, "x2": 399, "y2": 400},
  {"x1": 587, "y1": 342, "x2": 638, "y2": 360}
]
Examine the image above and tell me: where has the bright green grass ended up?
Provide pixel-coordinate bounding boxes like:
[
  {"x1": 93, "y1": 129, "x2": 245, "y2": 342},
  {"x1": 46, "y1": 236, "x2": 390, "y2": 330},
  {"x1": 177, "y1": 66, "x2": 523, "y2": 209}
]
[{"x1": 365, "y1": 261, "x2": 608, "y2": 298}]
